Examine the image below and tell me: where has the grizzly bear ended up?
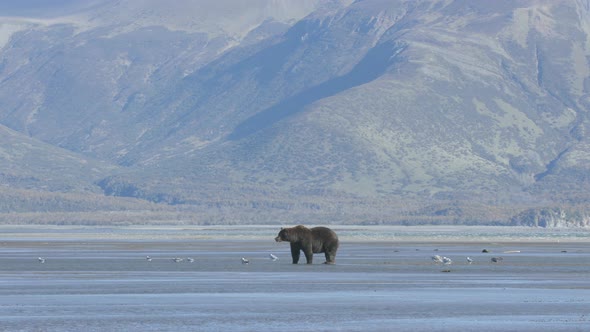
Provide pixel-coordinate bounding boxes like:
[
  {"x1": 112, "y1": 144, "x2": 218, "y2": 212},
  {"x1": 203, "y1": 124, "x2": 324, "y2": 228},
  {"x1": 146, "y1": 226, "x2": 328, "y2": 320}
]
[{"x1": 275, "y1": 225, "x2": 339, "y2": 264}]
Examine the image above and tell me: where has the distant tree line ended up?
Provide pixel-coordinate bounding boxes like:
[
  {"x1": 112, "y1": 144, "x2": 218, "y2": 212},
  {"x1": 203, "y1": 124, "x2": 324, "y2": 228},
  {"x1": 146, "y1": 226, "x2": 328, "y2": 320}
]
[{"x1": 2, "y1": 187, "x2": 589, "y2": 227}]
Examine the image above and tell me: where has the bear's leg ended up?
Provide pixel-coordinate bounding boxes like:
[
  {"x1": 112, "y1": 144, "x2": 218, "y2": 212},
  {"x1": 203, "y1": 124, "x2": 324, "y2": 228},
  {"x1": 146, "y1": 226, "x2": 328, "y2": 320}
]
[
  {"x1": 290, "y1": 243, "x2": 300, "y2": 264},
  {"x1": 324, "y1": 249, "x2": 336, "y2": 264},
  {"x1": 304, "y1": 249, "x2": 313, "y2": 264}
]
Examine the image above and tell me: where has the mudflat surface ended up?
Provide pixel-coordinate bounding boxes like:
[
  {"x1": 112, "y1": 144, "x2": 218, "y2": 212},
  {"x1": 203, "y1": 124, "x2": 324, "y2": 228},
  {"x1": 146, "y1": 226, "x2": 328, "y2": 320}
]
[{"x1": 0, "y1": 226, "x2": 589, "y2": 331}]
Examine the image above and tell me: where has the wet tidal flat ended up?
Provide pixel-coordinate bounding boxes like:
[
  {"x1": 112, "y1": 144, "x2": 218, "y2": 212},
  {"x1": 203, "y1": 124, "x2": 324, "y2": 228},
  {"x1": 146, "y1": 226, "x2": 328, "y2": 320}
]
[{"x1": 0, "y1": 227, "x2": 589, "y2": 331}]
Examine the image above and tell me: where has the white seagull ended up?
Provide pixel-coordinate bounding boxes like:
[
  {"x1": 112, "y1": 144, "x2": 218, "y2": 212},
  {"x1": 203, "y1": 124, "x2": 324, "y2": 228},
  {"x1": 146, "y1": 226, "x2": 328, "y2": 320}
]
[
  {"x1": 146, "y1": 256, "x2": 152, "y2": 262},
  {"x1": 38, "y1": 257, "x2": 45, "y2": 263},
  {"x1": 187, "y1": 258, "x2": 195, "y2": 263},
  {"x1": 431, "y1": 255, "x2": 443, "y2": 264},
  {"x1": 442, "y1": 256, "x2": 452, "y2": 265},
  {"x1": 269, "y1": 254, "x2": 279, "y2": 261},
  {"x1": 466, "y1": 257, "x2": 473, "y2": 264},
  {"x1": 241, "y1": 257, "x2": 250, "y2": 264},
  {"x1": 173, "y1": 257, "x2": 183, "y2": 262},
  {"x1": 436, "y1": 256, "x2": 452, "y2": 272}
]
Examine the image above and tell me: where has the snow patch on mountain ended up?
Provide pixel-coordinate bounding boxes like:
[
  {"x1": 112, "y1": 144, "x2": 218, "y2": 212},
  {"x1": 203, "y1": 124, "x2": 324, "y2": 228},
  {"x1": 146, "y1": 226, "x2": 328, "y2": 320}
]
[{"x1": 75, "y1": 0, "x2": 332, "y2": 40}]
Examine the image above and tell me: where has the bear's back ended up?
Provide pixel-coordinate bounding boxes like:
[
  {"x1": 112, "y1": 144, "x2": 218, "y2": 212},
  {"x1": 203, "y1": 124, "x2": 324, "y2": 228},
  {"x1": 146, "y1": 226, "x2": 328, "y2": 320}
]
[{"x1": 311, "y1": 226, "x2": 338, "y2": 239}]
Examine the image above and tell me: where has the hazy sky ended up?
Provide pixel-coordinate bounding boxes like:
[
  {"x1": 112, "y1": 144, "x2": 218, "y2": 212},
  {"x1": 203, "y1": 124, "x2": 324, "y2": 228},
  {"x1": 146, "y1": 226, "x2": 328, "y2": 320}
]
[{"x1": 0, "y1": 0, "x2": 99, "y2": 17}]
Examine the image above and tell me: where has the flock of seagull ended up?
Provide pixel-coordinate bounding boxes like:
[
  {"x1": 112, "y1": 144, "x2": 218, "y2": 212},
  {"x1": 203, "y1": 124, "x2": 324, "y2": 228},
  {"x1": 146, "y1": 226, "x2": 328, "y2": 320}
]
[
  {"x1": 35, "y1": 254, "x2": 279, "y2": 265},
  {"x1": 36, "y1": 252, "x2": 506, "y2": 268},
  {"x1": 150, "y1": 255, "x2": 278, "y2": 264},
  {"x1": 431, "y1": 254, "x2": 506, "y2": 264},
  {"x1": 241, "y1": 254, "x2": 280, "y2": 264},
  {"x1": 242, "y1": 254, "x2": 279, "y2": 264},
  {"x1": 431, "y1": 253, "x2": 505, "y2": 271}
]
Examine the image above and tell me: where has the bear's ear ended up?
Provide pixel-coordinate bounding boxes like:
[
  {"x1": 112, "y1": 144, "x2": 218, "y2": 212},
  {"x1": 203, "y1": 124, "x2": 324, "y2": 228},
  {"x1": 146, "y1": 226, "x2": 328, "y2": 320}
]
[{"x1": 280, "y1": 227, "x2": 284, "y2": 230}]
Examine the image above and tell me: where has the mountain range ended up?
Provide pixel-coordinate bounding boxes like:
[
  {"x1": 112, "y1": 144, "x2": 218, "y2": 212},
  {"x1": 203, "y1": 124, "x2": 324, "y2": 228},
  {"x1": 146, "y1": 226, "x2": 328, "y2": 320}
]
[{"x1": 1, "y1": 0, "x2": 590, "y2": 226}]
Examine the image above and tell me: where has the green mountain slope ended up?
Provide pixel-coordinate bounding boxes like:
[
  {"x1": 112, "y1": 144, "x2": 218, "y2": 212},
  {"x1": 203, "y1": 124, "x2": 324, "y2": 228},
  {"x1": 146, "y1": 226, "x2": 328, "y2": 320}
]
[{"x1": 2, "y1": 0, "x2": 590, "y2": 225}]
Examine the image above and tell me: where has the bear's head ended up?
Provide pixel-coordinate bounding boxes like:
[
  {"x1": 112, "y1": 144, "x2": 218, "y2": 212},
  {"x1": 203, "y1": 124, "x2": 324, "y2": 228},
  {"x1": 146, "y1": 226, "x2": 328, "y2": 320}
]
[{"x1": 275, "y1": 228, "x2": 290, "y2": 242}]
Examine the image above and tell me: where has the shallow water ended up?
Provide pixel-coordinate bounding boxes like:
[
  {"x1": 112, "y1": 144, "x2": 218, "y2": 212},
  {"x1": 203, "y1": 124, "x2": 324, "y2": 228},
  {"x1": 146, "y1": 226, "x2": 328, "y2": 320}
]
[{"x1": 0, "y1": 226, "x2": 589, "y2": 331}]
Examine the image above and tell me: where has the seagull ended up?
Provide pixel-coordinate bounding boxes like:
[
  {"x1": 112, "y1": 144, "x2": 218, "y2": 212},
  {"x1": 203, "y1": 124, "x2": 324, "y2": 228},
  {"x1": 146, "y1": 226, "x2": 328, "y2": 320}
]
[
  {"x1": 431, "y1": 255, "x2": 443, "y2": 264},
  {"x1": 173, "y1": 257, "x2": 183, "y2": 262},
  {"x1": 241, "y1": 257, "x2": 249, "y2": 264},
  {"x1": 491, "y1": 257, "x2": 503, "y2": 263},
  {"x1": 187, "y1": 258, "x2": 194, "y2": 263},
  {"x1": 438, "y1": 256, "x2": 452, "y2": 272},
  {"x1": 38, "y1": 257, "x2": 45, "y2": 263},
  {"x1": 466, "y1": 257, "x2": 473, "y2": 264},
  {"x1": 146, "y1": 256, "x2": 152, "y2": 262},
  {"x1": 442, "y1": 256, "x2": 452, "y2": 265},
  {"x1": 269, "y1": 254, "x2": 279, "y2": 261}
]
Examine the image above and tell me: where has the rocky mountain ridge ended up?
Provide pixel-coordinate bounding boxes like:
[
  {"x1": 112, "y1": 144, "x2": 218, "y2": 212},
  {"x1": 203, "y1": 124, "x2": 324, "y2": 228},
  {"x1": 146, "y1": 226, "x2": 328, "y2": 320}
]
[{"x1": 1, "y1": 0, "x2": 590, "y2": 226}]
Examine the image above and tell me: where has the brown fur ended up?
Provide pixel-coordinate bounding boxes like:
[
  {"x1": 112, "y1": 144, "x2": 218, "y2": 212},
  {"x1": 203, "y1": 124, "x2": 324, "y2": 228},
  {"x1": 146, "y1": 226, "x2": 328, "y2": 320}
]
[{"x1": 275, "y1": 225, "x2": 339, "y2": 264}]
